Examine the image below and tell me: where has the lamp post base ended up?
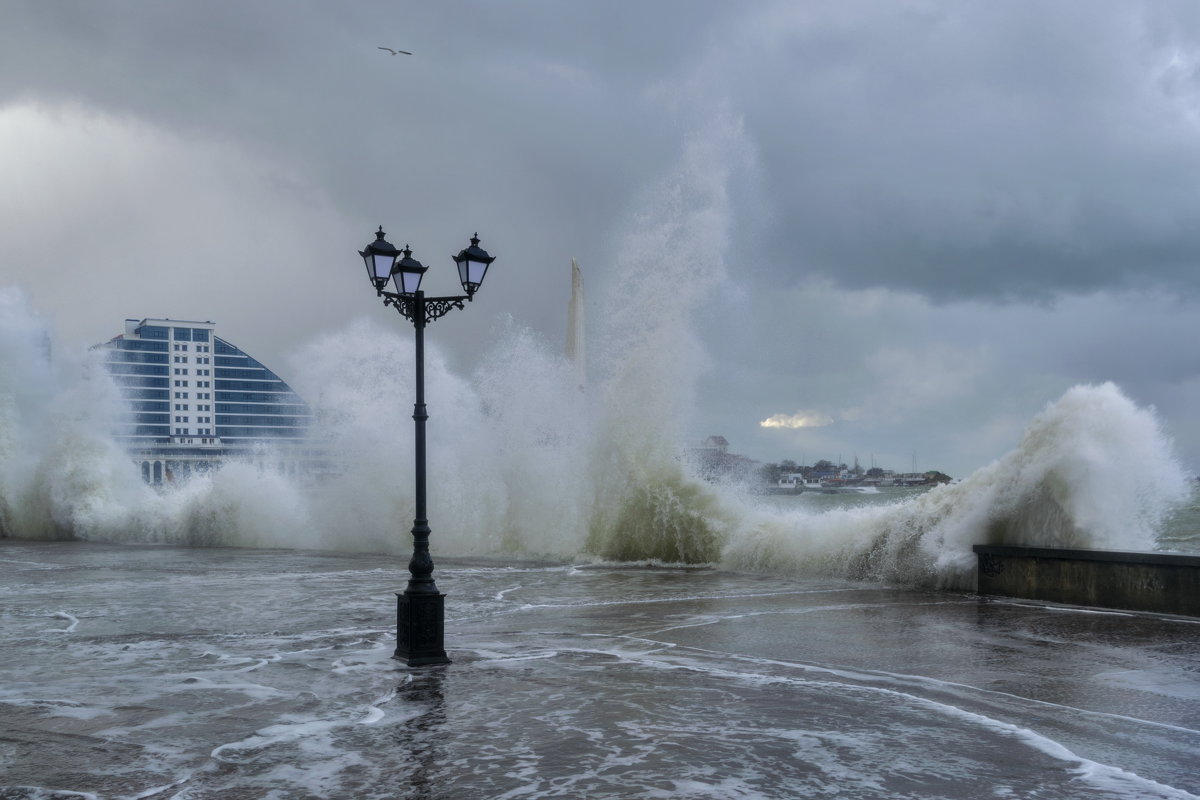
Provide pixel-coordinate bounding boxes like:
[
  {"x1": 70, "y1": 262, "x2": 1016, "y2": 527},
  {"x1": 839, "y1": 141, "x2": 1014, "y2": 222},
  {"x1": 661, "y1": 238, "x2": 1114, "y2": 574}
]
[{"x1": 394, "y1": 591, "x2": 451, "y2": 666}]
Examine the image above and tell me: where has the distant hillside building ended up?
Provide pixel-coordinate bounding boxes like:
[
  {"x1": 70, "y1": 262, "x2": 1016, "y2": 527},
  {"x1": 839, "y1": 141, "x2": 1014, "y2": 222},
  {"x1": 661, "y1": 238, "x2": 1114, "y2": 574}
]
[
  {"x1": 94, "y1": 318, "x2": 313, "y2": 484},
  {"x1": 690, "y1": 435, "x2": 759, "y2": 482}
]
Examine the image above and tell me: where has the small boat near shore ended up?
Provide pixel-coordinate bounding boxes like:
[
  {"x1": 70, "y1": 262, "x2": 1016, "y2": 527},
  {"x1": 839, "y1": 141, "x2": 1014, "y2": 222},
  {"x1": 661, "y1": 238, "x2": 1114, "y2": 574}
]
[{"x1": 766, "y1": 477, "x2": 880, "y2": 495}]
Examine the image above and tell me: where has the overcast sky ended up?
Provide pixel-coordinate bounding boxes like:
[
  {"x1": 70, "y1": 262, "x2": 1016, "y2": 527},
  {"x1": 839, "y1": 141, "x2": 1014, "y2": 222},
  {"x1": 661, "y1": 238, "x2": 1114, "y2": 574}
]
[{"x1": 3, "y1": 0, "x2": 1200, "y2": 478}]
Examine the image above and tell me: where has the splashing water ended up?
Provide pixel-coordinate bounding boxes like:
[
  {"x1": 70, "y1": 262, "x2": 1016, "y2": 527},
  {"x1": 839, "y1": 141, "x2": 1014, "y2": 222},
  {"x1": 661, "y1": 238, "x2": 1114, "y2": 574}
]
[
  {"x1": 722, "y1": 382, "x2": 1190, "y2": 589},
  {"x1": 0, "y1": 116, "x2": 1190, "y2": 590}
]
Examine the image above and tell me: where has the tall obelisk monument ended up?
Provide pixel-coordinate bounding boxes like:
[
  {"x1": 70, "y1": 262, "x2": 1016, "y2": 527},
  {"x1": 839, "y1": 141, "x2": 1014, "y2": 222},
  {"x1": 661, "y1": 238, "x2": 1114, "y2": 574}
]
[{"x1": 566, "y1": 258, "x2": 586, "y2": 390}]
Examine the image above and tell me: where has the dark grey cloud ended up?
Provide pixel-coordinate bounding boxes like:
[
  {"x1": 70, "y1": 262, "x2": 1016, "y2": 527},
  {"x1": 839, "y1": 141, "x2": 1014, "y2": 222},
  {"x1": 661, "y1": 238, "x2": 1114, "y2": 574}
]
[
  {"x1": 14, "y1": 1, "x2": 1200, "y2": 304},
  {"x1": 669, "y1": 2, "x2": 1200, "y2": 301},
  {"x1": 0, "y1": 1, "x2": 722, "y2": 230}
]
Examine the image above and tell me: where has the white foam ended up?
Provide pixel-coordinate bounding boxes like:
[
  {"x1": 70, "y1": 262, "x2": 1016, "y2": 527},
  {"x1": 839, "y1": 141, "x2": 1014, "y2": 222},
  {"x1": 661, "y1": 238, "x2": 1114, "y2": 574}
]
[
  {"x1": 0, "y1": 789, "x2": 100, "y2": 800},
  {"x1": 47, "y1": 610, "x2": 78, "y2": 632},
  {"x1": 578, "y1": 642, "x2": 1200, "y2": 799},
  {"x1": 125, "y1": 774, "x2": 192, "y2": 799}
]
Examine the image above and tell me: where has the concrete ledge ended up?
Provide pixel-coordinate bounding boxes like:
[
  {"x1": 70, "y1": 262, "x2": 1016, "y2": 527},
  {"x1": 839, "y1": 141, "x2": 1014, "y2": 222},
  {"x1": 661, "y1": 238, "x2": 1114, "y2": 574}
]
[{"x1": 973, "y1": 544, "x2": 1200, "y2": 617}]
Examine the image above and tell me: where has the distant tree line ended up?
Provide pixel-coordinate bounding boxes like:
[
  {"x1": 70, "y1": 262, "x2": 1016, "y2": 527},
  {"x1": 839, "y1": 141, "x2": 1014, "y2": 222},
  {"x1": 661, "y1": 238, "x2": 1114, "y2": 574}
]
[{"x1": 759, "y1": 460, "x2": 951, "y2": 485}]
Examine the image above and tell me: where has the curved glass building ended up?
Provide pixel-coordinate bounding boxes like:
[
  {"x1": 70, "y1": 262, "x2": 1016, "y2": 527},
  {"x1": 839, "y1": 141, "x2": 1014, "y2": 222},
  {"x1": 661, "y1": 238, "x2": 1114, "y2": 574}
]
[{"x1": 96, "y1": 318, "x2": 313, "y2": 483}]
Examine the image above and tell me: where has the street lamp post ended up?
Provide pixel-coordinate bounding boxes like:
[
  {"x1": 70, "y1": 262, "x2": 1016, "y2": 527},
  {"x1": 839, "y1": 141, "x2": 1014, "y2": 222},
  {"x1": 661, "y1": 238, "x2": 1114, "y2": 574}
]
[{"x1": 358, "y1": 226, "x2": 496, "y2": 667}]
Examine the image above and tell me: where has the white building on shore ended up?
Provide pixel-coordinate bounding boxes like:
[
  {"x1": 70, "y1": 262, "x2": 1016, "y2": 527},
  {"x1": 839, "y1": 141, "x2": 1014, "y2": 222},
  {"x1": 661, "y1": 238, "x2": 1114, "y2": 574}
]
[{"x1": 94, "y1": 318, "x2": 318, "y2": 484}]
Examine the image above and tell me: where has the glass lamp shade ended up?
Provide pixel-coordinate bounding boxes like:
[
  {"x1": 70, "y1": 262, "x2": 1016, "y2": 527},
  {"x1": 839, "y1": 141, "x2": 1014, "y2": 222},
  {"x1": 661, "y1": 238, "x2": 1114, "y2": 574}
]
[
  {"x1": 391, "y1": 247, "x2": 428, "y2": 295},
  {"x1": 359, "y1": 227, "x2": 401, "y2": 291},
  {"x1": 453, "y1": 234, "x2": 496, "y2": 297}
]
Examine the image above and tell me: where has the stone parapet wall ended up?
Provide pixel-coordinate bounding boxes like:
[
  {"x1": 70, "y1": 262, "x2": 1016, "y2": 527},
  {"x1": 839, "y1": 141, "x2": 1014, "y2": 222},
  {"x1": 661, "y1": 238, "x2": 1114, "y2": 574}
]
[{"x1": 973, "y1": 545, "x2": 1200, "y2": 617}]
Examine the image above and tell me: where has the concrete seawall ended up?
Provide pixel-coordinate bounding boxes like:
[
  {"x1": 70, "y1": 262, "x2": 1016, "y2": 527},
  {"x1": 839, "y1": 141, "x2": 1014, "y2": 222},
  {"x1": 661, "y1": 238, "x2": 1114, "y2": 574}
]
[{"x1": 973, "y1": 545, "x2": 1200, "y2": 617}]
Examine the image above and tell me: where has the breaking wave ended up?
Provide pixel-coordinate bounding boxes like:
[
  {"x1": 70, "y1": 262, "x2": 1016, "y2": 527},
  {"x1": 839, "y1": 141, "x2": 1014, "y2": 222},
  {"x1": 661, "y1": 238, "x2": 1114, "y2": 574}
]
[
  {"x1": 722, "y1": 382, "x2": 1189, "y2": 589},
  {"x1": 0, "y1": 114, "x2": 1190, "y2": 590}
]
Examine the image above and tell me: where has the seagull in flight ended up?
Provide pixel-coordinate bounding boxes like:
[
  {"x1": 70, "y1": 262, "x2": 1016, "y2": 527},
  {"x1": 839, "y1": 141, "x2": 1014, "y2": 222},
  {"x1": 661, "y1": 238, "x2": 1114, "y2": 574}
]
[{"x1": 378, "y1": 47, "x2": 413, "y2": 55}]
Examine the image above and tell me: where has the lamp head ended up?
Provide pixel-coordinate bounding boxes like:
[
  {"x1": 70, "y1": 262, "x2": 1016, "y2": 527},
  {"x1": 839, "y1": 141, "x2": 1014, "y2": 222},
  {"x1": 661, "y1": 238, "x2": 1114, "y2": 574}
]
[
  {"x1": 453, "y1": 233, "x2": 496, "y2": 299},
  {"x1": 359, "y1": 227, "x2": 401, "y2": 292},
  {"x1": 392, "y1": 246, "x2": 428, "y2": 295}
]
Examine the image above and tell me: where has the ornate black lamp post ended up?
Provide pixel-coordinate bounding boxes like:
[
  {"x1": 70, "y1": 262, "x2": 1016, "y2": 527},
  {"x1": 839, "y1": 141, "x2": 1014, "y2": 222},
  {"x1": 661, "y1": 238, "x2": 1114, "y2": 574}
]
[{"x1": 358, "y1": 226, "x2": 496, "y2": 667}]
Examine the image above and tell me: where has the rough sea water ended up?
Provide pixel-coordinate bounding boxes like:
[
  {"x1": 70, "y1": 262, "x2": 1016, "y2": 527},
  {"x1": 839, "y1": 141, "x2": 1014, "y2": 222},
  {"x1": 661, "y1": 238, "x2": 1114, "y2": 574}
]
[{"x1": 2, "y1": 118, "x2": 1199, "y2": 798}]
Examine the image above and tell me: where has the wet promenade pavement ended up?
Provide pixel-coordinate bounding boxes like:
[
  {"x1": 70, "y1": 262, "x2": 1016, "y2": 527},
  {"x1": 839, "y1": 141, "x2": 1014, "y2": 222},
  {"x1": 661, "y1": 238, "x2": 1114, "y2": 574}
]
[{"x1": 2, "y1": 540, "x2": 1198, "y2": 799}]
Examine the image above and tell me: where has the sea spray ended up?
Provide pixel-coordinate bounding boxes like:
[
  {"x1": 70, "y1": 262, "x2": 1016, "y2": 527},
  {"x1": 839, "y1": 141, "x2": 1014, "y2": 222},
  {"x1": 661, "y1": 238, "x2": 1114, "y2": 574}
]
[
  {"x1": 0, "y1": 113, "x2": 1191, "y2": 587},
  {"x1": 469, "y1": 318, "x2": 592, "y2": 557},
  {"x1": 583, "y1": 114, "x2": 751, "y2": 563},
  {"x1": 722, "y1": 382, "x2": 1190, "y2": 589},
  {"x1": 0, "y1": 292, "x2": 155, "y2": 541},
  {"x1": 0, "y1": 289, "x2": 55, "y2": 538},
  {"x1": 157, "y1": 460, "x2": 312, "y2": 549},
  {"x1": 288, "y1": 315, "x2": 595, "y2": 558},
  {"x1": 0, "y1": 116, "x2": 754, "y2": 562},
  {"x1": 1, "y1": 317, "x2": 1189, "y2": 583},
  {"x1": 595, "y1": 471, "x2": 731, "y2": 564},
  {"x1": 978, "y1": 382, "x2": 1188, "y2": 551},
  {"x1": 279, "y1": 319, "x2": 426, "y2": 554}
]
